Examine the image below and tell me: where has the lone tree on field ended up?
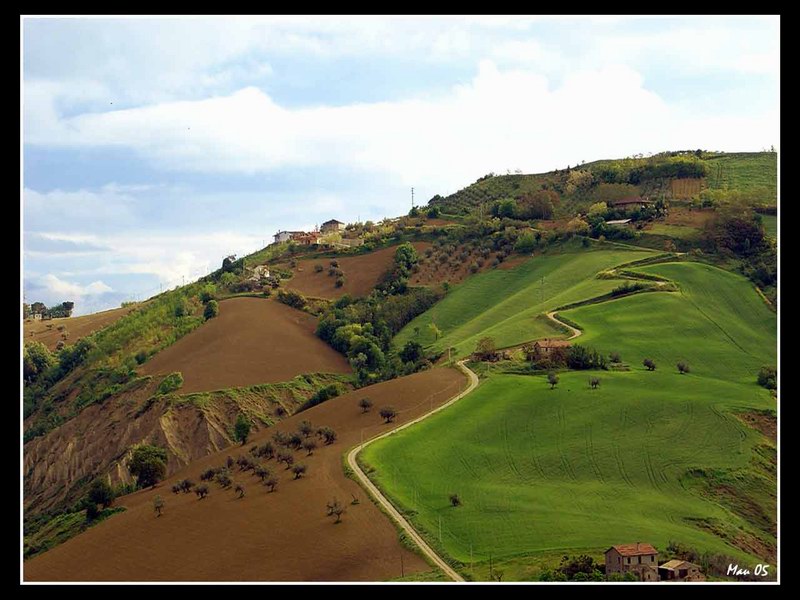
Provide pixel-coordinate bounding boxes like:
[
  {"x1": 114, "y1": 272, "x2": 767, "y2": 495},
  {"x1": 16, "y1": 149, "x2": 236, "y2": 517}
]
[
  {"x1": 234, "y1": 413, "x2": 251, "y2": 445},
  {"x1": 128, "y1": 444, "x2": 168, "y2": 489},
  {"x1": 265, "y1": 476, "x2": 279, "y2": 492},
  {"x1": 643, "y1": 358, "x2": 656, "y2": 371},
  {"x1": 326, "y1": 498, "x2": 346, "y2": 523},
  {"x1": 302, "y1": 439, "x2": 317, "y2": 456},
  {"x1": 609, "y1": 351, "x2": 622, "y2": 364},
  {"x1": 195, "y1": 484, "x2": 209, "y2": 499},
  {"x1": 288, "y1": 433, "x2": 303, "y2": 450},
  {"x1": 226, "y1": 455, "x2": 235, "y2": 468},
  {"x1": 677, "y1": 361, "x2": 690, "y2": 374},
  {"x1": 153, "y1": 495, "x2": 165, "y2": 517},
  {"x1": 359, "y1": 398, "x2": 373, "y2": 413},
  {"x1": 254, "y1": 465, "x2": 271, "y2": 481},
  {"x1": 449, "y1": 493, "x2": 462, "y2": 507},
  {"x1": 298, "y1": 420, "x2": 313, "y2": 438},
  {"x1": 216, "y1": 473, "x2": 233, "y2": 488},
  {"x1": 317, "y1": 427, "x2": 338, "y2": 445},
  {"x1": 380, "y1": 407, "x2": 397, "y2": 423},
  {"x1": 292, "y1": 464, "x2": 308, "y2": 479},
  {"x1": 88, "y1": 479, "x2": 115, "y2": 509},
  {"x1": 235, "y1": 484, "x2": 246, "y2": 498},
  {"x1": 589, "y1": 376, "x2": 600, "y2": 389},
  {"x1": 277, "y1": 452, "x2": 295, "y2": 469},
  {"x1": 547, "y1": 372, "x2": 559, "y2": 389}
]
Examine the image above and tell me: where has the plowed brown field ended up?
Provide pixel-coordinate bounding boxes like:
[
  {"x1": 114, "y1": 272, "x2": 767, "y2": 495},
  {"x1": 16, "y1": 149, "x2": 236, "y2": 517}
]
[
  {"x1": 142, "y1": 298, "x2": 350, "y2": 393},
  {"x1": 24, "y1": 367, "x2": 467, "y2": 582},
  {"x1": 23, "y1": 305, "x2": 138, "y2": 351},
  {"x1": 282, "y1": 242, "x2": 431, "y2": 299}
]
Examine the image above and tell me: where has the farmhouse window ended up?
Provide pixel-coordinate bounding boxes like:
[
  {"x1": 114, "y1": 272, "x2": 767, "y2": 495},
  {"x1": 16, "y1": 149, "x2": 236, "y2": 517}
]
[
  {"x1": 638, "y1": 556, "x2": 642, "y2": 564},
  {"x1": 627, "y1": 558, "x2": 631, "y2": 564}
]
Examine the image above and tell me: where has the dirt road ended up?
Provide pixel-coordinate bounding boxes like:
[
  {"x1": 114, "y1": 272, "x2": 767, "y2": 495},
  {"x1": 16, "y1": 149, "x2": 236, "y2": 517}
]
[{"x1": 346, "y1": 360, "x2": 480, "y2": 582}]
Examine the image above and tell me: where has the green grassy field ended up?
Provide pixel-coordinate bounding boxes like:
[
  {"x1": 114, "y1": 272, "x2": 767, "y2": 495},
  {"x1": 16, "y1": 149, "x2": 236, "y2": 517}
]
[
  {"x1": 394, "y1": 243, "x2": 656, "y2": 358},
  {"x1": 705, "y1": 152, "x2": 777, "y2": 201},
  {"x1": 645, "y1": 223, "x2": 701, "y2": 240},
  {"x1": 762, "y1": 214, "x2": 777, "y2": 240},
  {"x1": 365, "y1": 261, "x2": 776, "y2": 580}
]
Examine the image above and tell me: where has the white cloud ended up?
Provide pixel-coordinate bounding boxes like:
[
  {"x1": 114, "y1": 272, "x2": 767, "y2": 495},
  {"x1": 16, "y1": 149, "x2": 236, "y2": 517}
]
[
  {"x1": 39, "y1": 273, "x2": 112, "y2": 297},
  {"x1": 23, "y1": 187, "x2": 138, "y2": 230},
  {"x1": 24, "y1": 60, "x2": 778, "y2": 193}
]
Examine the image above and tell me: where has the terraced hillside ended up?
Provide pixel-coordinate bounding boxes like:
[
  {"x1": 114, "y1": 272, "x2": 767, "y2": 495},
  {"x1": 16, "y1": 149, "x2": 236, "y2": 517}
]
[
  {"x1": 394, "y1": 242, "x2": 656, "y2": 358},
  {"x1": 366, "y1": 260, "x2": 776, "y2": 580}
]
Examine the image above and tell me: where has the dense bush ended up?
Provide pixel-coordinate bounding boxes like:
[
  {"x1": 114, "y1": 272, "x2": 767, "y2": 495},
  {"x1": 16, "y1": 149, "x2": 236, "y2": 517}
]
[
  {"x1": 757, "y1": 366, "x2": 777, "y2": 390},
  {"x1": 567, "y1": 345, "x2": 608, "y2": 370},
  {"x1": 276, "y1": 289, "x2": 307, "y2": 310},
  {"x1": 128, "y1": 444, "x2": 168, "y2": 489},
  {"x1": 203, "y1": 299, "x2": 219, "y2": 320},
  {"x1": 157, "y1": 372, "x2": 184, "y2": 395}
]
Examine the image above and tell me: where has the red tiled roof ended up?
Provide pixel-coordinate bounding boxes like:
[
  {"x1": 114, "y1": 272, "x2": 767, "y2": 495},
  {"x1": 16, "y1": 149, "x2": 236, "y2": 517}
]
[{"x1": 606, "y1": 543, "x2": 658, "y2": 557}]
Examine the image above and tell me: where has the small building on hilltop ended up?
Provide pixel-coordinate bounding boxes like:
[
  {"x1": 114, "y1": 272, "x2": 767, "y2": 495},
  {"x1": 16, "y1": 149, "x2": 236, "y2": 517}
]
[
  {"x1": 605, "y1": 543, "x2": 660, "y2": 581},
  {"x1": 658, "y1": 559, "x2": 705, "y2": 582},
  {"x1": 291, "y1": 231, "x2": 322, "y2": 246},
  {"x1": 320, "y1": 219, "x2": 346, "y2": 233},
  {"x1": 531, "y1": 339, "x2": 572, "y2": 360},
  {"x1": 608, "y1": 197, "x2": 654, "y2": 213},
  {"x1": 248, "y1": 265, "x2": 271, "y2": 282},
  {"x1": 274, "y1": 230, "x2": 303, "y2": 244}
]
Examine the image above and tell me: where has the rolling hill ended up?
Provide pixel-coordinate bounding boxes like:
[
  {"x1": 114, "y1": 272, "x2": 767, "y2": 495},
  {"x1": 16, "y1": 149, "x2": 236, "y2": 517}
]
[{"x1": 364, "y1": 260, "x2": 776, "y2": 580}]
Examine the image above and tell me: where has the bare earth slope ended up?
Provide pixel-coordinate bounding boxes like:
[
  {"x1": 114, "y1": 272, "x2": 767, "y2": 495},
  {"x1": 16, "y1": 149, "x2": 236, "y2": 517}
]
[
  {"x1": 24, "y1": 367, "x2": 467, "y2": 582},
  {"x1": 23, "y1": 305, "x2": 138, "y2": 351},
  {"x1": 142, "y1": 297, "x2": 350, "y2": 393},
  {"x1": 282, "y1": 242, "x2": 431, "y2": 299}
]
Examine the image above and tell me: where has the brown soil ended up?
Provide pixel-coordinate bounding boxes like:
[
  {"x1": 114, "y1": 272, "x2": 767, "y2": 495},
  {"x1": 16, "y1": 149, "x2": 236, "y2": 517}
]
[
  {"x1": 142, "y1": 298, "x2": 350, "y2": 393},
  {"x1": 410, "y1": 243, "x2": 519, "y2": 288},
  {"x1": 23, "y1": 305, "x2": 138, "y2": 351},
  {"x1": 24, "y1": 367, "x2": 467, "y2": 582},
  {"x1": 734, "y1": 411, "x2": 777, "y2": 443},
  {"x1": 664, "y1": 206, "x2": 714, "y2": 228},
  {"x1": 282, "y1": 242, "x2": 431, "y2": 299}
]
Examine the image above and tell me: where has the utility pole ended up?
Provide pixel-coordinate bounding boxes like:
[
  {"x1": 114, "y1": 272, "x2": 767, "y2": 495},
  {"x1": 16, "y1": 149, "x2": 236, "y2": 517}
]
[
  {"x1": 400, "y1": 551, "x2": 405, "y2": 578},
  {"x1": 411, "y1": 187, "x2": 415, "y2": 209}
]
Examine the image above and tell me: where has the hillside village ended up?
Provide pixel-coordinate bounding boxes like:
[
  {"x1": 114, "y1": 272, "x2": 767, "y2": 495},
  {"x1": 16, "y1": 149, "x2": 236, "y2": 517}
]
[{"x1": 22, "y1": 150, "x2": 777, "y2": 583}]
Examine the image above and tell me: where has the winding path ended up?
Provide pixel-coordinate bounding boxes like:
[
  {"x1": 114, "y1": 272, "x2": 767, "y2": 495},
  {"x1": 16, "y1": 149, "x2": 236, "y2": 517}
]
[
  {"x1": 346, "y1": 360, "x2": 479, "y2": 582},
  {"x1": 545, "y1": 311, "x2": 583, "y2": 340}
]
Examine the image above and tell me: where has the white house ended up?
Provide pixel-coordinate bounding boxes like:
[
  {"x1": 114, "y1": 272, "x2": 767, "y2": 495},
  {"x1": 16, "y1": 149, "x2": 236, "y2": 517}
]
[{"x1": 274, "y1": 230, "x2": 303, "y2": 244}]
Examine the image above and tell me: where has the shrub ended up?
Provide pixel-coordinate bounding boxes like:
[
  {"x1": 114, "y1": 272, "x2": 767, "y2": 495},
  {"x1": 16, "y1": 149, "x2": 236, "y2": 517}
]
[
  {"x1": 399, "y1": 341, "x2": 424, "y2": 363},
  {"x1": 153, "y1": 495, "x2": 165, "y2": 516},
  {"x1": 643, "y1": 358, "x2": 657, "y2": 371},
  {"x1": 611, "y1": 282, "x2": 647, "y2": 297},
  {"x1": 298, "y1": 420, "x2": 313, "y2": 438},
  {"x1": 449, "y1": 493, "x2": 461, "y2": 507},
  {"x1": 317, "y1": 427, "x2": 338, "y2": 445},
  {"x1": 330, "y1": 259, "x2": 339, "y2": 268},
  {"x1": 171, "y1": 483, "x2": 181, "y2": 494},
  {"x1": 226, "y1": 455, "x2": 235, "y2": 468},
  {"x1": 380, "y1": 407, "x2": 397, "y2": 423},
  {"x1": 128, "y1": 444, "x2": 168, "y2": 489},
  {"x1": 23, "y1": 341, "x2": 55, "y2": 386},
  {"x1": 195, "y1": 484, "x2": 209, "y2": 499},
  {"x1": 292, "y1": 464, "x2": 308, "y2": 479},
  {"x1": 200, "y1": 468, "x2": 217, "y2": 481},
  {"x1": 277, "y1": 451, "x2": 294, "y2": 469},
  {"x1": 547, "y1": 372, "x2": 559, "y2": 389},
  {"x1": 235, "y1": 484, "x2": 246, "y2": 498},
  {"x1": 757, "y1": 366, "x2": 777, "y2": 390},
  {"x1": 265, "y1": 476, "x2": 279, "y2": 492},
  {"x1": 203, "y1": 300, "x2": 219, "y2": 320},
  {"x1": 327, "y1": 498, "x2": 345, "y2": 523},
  {"x1": 589, "y1": 376, "x2": 600, "y2": 389},
  {"x1": 314, "y1": 264, "x2": 324, "y2": 273},
  {"x1": 276, "y1": 289, "x2": 307, "y2": 310},
  {"x1": 178, "y1": 478, "x2": 194, "y2": 493},
  {"x1": 302, "y1": 439, "x2": 317, "y2": 455},
  {"x1": 567, "y1": 345, "x2": 607, "y2": 370},
  {"x1": 216, "y1": 473, "x2": 233, "y2": 488},
  {"x1": 358, "y1": 398, "x2": 373, "y2": 413},
  {"x1": 288, "y1": 433, "x2": 303, "y2": 450},
  {"x1": 254, "y1": 465, "x2": 271, "y2": 481},
  {"x1": 677, "y1": 361, "x2": 690, "y2": 374},
  {"x1": 135, "y1": 350, "x2": 148, "y2": 365},
  {"x1": 609, "y1": 351, "x2": 622, "y2": 364},
  {"x1": 157, "y1": 372, "x2": 184, "y2": 395},
  {"x1": 87, "y1": 479, "x2": 115, "y2": 509},
  {"x1": 335, "y1": 276, "x2": 345, "y2": 288}
]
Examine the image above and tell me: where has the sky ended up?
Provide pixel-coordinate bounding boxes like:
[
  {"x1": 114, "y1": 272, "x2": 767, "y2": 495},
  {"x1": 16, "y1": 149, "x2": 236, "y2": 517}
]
[{"x1": 22, "y1": 15, "x2": 779, "y2": 315}]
